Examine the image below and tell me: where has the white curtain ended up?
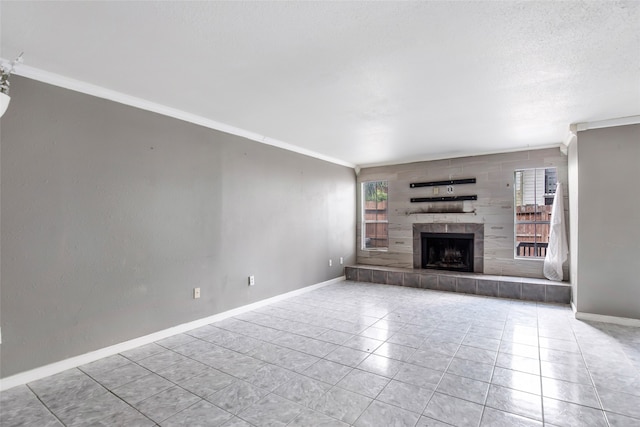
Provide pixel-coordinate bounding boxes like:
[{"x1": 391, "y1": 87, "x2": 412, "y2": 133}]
[{"x1": 543, "y1": 183, "x2": 568, "y2": 281}]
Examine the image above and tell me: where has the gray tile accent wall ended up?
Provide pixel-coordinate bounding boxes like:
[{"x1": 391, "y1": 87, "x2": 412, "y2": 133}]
[{"x1": 356, "y1": 148, "x2": 570, "y2": 279}]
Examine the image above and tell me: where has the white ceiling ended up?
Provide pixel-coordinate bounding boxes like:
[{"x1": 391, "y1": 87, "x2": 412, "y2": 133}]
[{"x1": 2, "y1": 1, "x2": 639, "y2": 167}]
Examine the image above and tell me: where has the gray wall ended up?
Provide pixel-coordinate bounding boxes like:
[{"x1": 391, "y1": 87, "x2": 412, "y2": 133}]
[
  {"x1": 357, "y1": 149, "x2": 569, "y2": 279},
  {"x1": 0, "y1": 77, "x2": 356, "y2": 377},
  {"x1": 567, "y1": 139, "x2": 580, "y2": 307},
  {"x1": 572, "y1": 124, "x2": 640, "y2": 319}
]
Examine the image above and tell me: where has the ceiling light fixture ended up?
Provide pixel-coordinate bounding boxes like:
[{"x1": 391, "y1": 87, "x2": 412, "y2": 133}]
[{"x1": 0, "y1": 52, "x2": 24, "y2": 118}]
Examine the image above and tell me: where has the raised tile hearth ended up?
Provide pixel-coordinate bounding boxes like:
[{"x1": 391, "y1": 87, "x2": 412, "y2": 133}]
[{"x1": 345, "y1": 265, "x2": 571, "y2": 304}]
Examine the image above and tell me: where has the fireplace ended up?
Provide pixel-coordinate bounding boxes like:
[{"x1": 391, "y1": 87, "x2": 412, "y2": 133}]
[
  {"x1": 413, "y1": 223, "x2": 484, "y2": 273},
  {"x1": 421, "y1": 233, "x2": 474, "y2": 272}
]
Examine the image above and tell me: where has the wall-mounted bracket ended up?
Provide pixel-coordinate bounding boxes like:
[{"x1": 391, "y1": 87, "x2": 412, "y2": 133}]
[
  {"x1": 410, "y1": 178, "x2": 476, "y2": 188},
  {"x1": 410, "y1": 195, "x2": 477, "y2": 203}
]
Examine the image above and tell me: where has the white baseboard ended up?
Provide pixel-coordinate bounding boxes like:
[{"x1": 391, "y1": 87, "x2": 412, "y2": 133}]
[
  {"x1": 574, "y1": 311, "x2": 640, "y2": 327},
  {"x1": 0, "y1": 276, "x2": 345, "y2": 391}
]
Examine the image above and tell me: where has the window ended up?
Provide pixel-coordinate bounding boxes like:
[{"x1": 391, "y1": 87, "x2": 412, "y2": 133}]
[
  {"x1": 514, "y1": 168, "x2": 557, "y2": 258},
  {"x1": 362, "y1": 181, "x2": 388, "y2": 250}
]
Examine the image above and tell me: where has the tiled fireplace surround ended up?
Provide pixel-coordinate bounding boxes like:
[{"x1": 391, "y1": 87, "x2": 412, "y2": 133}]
[
  {"x1": 347, "y1": 223, "x2": 571, "y2": 304},
  {"x1": 412, "y1": 223, "x2": 484, "y2": 273}
]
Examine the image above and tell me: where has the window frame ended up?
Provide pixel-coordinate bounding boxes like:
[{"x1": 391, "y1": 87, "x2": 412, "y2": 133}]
[
  {"x1": 361, "y1": 180, "x2": 389, "y2": 251},
  {"x1": 513, "y1": 167, "x2": 557, "y2": 260}
]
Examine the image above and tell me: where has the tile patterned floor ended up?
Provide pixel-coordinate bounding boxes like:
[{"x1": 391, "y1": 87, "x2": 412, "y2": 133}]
[{"x1": 2, "y1": 281, "x2": 640, "y2": 426}]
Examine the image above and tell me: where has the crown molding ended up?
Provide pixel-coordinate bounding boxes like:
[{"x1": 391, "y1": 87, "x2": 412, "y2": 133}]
[
  {"x1": 1, "y1": 60, "x2": 355, "y2": 169},
  {"x1": 358, "y1": 143, "x2": 564, "y2": 169},
  {"x1": 575, "y1": 115, "x2": 640, "y2": 132}
]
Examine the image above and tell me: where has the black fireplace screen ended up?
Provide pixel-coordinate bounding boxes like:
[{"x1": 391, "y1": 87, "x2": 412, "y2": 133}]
[{"x1": 421, "y1": 232, "x2": 474, "y2": 272}]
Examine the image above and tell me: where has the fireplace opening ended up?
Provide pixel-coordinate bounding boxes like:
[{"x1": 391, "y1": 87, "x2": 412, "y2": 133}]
[{"x1": 421, "y1": 232, "x2": 474, "y2": 272}]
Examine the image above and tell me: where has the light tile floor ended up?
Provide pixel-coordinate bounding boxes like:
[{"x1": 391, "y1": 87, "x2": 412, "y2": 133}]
[{"x1": 2, "y1": 281, "x2": 640, "y2": 426}]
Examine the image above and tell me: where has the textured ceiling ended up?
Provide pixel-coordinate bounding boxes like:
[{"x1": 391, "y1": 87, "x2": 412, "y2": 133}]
[{"x1": 1, "y1": 1, "x2": 639, "y2": 167}]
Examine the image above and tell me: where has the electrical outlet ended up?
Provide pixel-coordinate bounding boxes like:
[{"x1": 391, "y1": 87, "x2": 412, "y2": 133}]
[
  {"x1": 248, "y1": 275, "x2": 255, "y2": 286},
  {"x1": 329, "y1": 259, "x2": 332, "y2": 267},
  {"x1": 193, "y1": 288, "x2": 201, "y2": 299},
  {"x1": 340, "y1": 257, "x2": 344, "y2": 265}
]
